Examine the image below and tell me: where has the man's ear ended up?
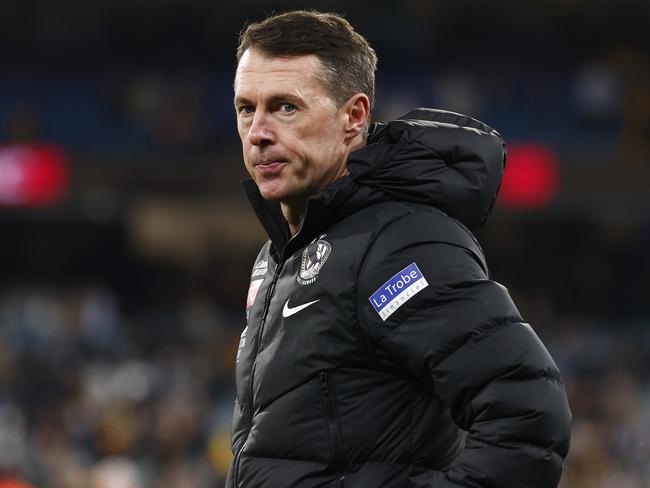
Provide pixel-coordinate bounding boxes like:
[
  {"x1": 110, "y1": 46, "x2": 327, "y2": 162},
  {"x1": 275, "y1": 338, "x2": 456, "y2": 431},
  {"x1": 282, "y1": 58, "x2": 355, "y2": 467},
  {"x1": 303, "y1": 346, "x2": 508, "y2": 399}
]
[{"x1": 344, "y1": 93, "x2": 370, "y2": 141}]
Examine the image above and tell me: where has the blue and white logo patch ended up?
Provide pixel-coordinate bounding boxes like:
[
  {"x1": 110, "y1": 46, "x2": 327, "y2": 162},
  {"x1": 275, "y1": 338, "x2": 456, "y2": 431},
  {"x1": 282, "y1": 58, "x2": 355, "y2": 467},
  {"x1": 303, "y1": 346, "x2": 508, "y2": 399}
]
[{"x1": 369, "y1": 262, "x2": 429, "y2": 321}]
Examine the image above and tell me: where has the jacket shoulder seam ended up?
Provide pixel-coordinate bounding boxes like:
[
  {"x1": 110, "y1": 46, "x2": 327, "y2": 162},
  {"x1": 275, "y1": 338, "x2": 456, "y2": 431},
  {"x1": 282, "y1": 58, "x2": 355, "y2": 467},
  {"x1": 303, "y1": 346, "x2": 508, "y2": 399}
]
[{"x1": 402, "y1": 204, "x2": 488, "y2": 275}]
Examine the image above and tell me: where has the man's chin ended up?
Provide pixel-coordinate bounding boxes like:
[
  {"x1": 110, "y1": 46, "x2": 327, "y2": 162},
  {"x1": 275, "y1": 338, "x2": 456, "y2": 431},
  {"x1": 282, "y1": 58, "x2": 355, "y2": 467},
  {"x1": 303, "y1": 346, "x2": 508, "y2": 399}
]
[
  {"x1": 258, "y1": 186, "x2": 309, "y2": 212},
  {"x1": 257, "y1": 184, "x2": 289, "y2": 202}
]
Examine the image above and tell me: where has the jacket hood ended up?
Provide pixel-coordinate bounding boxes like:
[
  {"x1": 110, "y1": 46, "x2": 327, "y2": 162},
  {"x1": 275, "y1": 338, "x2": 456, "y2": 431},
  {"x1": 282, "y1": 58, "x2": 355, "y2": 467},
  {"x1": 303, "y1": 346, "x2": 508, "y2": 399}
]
[
  {"x1": 244, "y1": 108, "x2": 505, "y2": 255},
  {"x1": 347, "y1": 108, "x2": 506, "y2": 232}
]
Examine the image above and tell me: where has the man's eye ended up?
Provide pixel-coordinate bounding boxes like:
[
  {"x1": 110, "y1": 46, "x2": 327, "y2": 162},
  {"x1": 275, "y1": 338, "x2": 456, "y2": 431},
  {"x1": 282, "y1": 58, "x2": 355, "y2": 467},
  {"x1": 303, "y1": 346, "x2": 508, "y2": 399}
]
[
  {"x1": 239, "y1": 106, "x2": 254, "y2": 115},
  {"x1": 281, "y1": 103, "x2": 296, "y2": 113}
]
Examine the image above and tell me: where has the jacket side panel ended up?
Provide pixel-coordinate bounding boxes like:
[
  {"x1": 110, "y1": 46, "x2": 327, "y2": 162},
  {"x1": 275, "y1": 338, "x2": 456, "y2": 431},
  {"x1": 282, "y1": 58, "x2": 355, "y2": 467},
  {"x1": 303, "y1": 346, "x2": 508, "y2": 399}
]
[{"x1": 227, "y1": 241, "x2": 275, "y2": 488}]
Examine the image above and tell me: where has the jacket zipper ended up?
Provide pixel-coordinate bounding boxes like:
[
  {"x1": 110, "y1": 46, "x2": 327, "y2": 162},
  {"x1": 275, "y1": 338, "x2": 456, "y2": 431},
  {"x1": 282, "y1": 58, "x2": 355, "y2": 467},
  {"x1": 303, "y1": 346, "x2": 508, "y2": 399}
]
[
  {"x1": 233, "y1": 261, "x2": 284, "y2": 488},
  {"x1": 319, "y1": 371, "x2": 345, "y2": 476}
]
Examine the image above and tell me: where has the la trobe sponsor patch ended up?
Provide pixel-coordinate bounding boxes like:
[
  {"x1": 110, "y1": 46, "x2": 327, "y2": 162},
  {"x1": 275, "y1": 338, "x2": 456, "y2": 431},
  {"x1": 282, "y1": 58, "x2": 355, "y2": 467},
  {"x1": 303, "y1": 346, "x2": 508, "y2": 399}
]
[
  {"x1": 297, "y1": 235, "x2": 331, "y2": 285},
  {"x1": 369, "y1": 262, "x2": 429, "y2": 321}
]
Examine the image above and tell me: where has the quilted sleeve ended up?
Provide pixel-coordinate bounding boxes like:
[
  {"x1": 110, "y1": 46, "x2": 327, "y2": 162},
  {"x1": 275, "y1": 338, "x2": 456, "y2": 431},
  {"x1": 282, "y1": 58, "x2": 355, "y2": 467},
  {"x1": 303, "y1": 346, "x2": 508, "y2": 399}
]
[{"x1": 356, "y1": 212, "x2": 571, "y2": 487}]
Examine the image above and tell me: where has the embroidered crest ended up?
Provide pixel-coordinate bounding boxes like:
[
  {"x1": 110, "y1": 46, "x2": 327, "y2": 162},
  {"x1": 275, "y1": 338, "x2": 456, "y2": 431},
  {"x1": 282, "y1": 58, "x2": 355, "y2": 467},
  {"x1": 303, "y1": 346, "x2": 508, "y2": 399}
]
[{"x1": 297, "y1": 234, "x2": 331, "y2": 285}]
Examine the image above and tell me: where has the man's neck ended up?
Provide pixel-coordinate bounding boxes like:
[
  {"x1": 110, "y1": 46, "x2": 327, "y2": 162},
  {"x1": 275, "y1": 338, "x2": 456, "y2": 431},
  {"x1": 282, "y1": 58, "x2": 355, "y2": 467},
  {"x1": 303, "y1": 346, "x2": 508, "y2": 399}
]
[
  {"x1": 280, "y1": 136, "x2": 367, "y2": 236},
  {"x1": 281, "y1": 199, "x2": 307, "y2": 237}
]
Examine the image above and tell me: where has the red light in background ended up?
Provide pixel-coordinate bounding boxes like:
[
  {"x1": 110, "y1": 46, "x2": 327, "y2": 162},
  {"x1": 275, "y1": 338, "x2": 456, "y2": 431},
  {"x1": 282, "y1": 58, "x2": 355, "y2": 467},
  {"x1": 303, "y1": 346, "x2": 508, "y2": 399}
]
[
  {"x1": 0, "y1": 145, "x2": 70, "y2": 207},
  {"x1": 498, "y1": 143, "x2": 559, "y2": 209}
]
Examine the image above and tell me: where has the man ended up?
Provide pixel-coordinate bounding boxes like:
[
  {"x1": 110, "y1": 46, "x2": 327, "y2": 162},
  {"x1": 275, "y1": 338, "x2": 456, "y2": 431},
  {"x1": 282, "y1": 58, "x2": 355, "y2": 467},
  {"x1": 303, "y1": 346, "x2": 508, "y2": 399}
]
[{"x1": 228, "y1": 10, "x2": 571, "y2": 488}]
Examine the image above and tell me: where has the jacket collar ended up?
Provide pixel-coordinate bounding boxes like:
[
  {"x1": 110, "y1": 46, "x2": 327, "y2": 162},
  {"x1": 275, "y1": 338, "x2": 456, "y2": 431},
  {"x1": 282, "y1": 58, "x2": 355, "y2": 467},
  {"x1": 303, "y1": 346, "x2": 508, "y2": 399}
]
[
  {"x1": 242, "y1": 174, "x2": 386, "y2": 260},
  {"x1": 242, "y1": 179, "x2": 289, "y2": 256}
]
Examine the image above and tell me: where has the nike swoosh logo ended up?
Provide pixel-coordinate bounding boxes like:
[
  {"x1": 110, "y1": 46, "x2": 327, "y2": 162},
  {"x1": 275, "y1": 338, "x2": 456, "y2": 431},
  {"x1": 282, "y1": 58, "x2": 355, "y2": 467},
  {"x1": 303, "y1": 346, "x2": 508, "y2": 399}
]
[{"x1": 282, "y1": 298, "x2": 320, "y2": 318}]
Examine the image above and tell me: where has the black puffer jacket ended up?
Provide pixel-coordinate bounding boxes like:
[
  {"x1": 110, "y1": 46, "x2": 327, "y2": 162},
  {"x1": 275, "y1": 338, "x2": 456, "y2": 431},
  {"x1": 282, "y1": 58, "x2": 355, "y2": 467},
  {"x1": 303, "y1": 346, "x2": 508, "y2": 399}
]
[{"x1": 226, "y1": 109, "x2": 571, "y2": 488}]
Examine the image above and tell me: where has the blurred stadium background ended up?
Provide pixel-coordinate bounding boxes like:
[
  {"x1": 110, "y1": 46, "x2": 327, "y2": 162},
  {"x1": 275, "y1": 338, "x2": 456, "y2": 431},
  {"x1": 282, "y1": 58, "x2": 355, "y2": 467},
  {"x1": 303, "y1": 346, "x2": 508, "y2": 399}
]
[{"x1": 0, "y1": 1, "x2": 649, "y2": 487}]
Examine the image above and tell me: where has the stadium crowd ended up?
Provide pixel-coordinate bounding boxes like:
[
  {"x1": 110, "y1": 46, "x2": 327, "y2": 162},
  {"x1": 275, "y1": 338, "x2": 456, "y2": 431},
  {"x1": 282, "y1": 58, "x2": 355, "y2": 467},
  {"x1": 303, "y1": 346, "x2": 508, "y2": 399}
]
[{"x1": 0, "y1": 282, "x2": 647, "y2": 487}]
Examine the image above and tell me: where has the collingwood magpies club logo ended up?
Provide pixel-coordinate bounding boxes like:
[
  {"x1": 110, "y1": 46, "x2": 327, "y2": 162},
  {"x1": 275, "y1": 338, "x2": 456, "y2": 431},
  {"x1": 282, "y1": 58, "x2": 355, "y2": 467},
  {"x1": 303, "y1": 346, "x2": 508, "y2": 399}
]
[{"x1": 297, "y1": 234, "x2": 331, "y2": 285}]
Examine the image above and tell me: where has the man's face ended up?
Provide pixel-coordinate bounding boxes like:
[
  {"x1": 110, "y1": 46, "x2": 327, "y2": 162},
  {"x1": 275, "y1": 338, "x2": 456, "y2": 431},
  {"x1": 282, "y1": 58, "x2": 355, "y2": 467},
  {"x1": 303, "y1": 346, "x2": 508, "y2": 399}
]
[{"x1": 234, "y1": 49, "x2": 350, "y2": 204}]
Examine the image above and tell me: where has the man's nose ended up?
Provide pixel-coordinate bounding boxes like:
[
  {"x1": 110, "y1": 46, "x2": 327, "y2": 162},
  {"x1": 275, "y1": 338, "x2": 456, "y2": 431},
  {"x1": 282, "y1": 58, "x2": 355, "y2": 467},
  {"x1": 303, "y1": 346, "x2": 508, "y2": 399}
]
[{"x1": 248, "y1": 112, "x2": 275, "y2": 147}]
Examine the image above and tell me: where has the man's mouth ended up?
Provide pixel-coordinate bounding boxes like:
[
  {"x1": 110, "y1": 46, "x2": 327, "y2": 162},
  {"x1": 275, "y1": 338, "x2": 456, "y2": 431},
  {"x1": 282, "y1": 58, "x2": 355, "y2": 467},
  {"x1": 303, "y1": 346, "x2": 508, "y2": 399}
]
[
  {"x1": 255, "y1": 160, "x2": 288, "y2": 175},
  {"x1": 255, "y1": 159, "x2": 288, "y2": 167}
]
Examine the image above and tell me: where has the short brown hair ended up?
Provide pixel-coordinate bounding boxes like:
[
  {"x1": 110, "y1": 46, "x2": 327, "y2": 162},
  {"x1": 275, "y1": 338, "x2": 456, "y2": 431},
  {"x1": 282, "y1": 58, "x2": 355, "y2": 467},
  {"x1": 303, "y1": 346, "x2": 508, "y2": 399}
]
[{"x1": 236, "y1": 10, "x2": 377, "y2": 111}]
